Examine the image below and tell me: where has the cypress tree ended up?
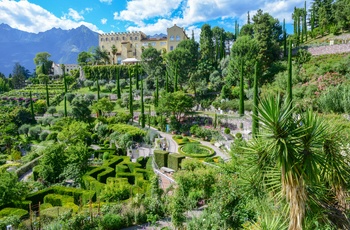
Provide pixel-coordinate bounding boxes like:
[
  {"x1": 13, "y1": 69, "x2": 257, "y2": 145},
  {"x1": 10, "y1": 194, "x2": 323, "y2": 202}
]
[
  {"x1": 148, "y1": 106, "x2": 151, "y2": 128},
  {"x1": 96, "y1": 79, "x2": 100, "y2": 100},
  {"x1": 116, "y1": 66, "x2": 121, "y2": 99},
  {"x1": 304, "y1": 1, "x2": 308, "y2": 41},
  {"x1": 283, "y1": 19, "x2": 287, "y2": 58},
  {"x1": 62, "y1": 64, "x2": 67, "y2": 117},
  {"x1": 252, "y1": 62, "x2": 259, "y2": 137},
  {"x1": 135, "y1": 65, "x2": 139, "y2": 90},
  {"x1": 29, "y1": 91, "x2": 35, "y2": 120},
  {"x1": 213, "y1": 113, "x2": 217, "y2": 129},
  {"x1": 165, "y1": 69, "x2": 169, "y2": 93},
  {"x1": 174, "y1": 63, "x2": 178, "y2": 92},
  {"x1": 239, "y1": 61, "x2": 244, "y2": 117},
  {"x1": 129, "y1": 68, "x2": 133, "y2": 121},
  {"x1": 155, "y1": 77, "x2": 159, "y2": 107},
  {"x1": 287, "y1": 40, "x2": 293, "y2": 105},
  {"x1": 141, "y1": 78, "x2": 145, "y2": 128},
  {"x1": 45, "y1": 77, "x2": 50, "y2": 107},
  {"x1": 64, "y1": 95, "x2": 67, "y2": 118}
]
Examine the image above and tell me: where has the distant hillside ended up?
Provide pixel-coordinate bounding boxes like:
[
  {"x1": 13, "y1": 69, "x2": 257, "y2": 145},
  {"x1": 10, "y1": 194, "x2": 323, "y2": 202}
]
[{"x1": 0, "y1": 24, "x2": 99, "y2": 76}]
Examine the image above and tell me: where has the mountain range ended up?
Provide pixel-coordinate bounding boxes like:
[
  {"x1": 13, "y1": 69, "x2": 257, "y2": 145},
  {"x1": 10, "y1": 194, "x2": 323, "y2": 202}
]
[{"x1": 0, "y1": 23, "x2": 99, "y2": 76}]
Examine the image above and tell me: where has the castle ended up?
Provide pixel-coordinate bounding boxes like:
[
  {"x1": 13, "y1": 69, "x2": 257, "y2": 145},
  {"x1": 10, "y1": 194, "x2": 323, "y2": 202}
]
[{"x1": 99, "y1": 24, "x2": 188, "y2": 64}]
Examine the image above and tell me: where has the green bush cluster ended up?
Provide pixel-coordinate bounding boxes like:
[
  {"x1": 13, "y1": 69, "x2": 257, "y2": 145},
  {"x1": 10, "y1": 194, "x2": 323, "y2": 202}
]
[{"x1": 0, "y1": 208, "x2": 28, "y2": 219}]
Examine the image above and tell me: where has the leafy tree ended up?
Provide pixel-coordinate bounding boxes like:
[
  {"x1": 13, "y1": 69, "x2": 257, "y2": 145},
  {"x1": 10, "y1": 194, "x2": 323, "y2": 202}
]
[
  {"x1": 91, "y1": 46, "x2": 110, "y2": 64},
  {"x1": 34, "y1": 52, "x2": 52, "y2": 75},
  {"x1": 9, "y1": 107, "x2": 36, "y2": 127},
  {"x1": 157, "y1": 91, "x2": 194, "y2": 122},
  {"x1": 0, "y1": 77, "x2": 9, "y2": 93},
  {"x1": 57, "y1": 121, "x2": 91, "y2": 145},
  {"x1": 28, "y1": 126, "x2": 42, "y2": 140},
  {"x1": 0, "y1": 172, "x2": 28, "y2": 206},
  {"x1": 77, "y1": 51, "x2": 92, "y2": 66},
  {"x1": 47, "y1": 106, "x2": 57, "y2": 116},
  {"x1": 91, "y1": 97, "x2": 115, "y2": 117},
  {"x1": 18, "y1": 124, "x2": 31, "y2": 137},
  {"x1": 84, "y1": 80, "x2": 94, "y2": 89},
  {"x1": 141, "y1": 47, "x2": 163, "y2": 79}
]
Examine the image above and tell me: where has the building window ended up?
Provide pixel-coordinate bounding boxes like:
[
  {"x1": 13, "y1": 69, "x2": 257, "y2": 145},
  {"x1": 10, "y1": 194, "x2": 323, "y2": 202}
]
[
  {"x1": 111, "y1": 37, "x2": 114, "y2": 41},
  {"x1": 176, "y1": 35, "x2": 180, "y2": 41},
  {"x1": 116, "y1": 37, "x2": 119, "y2": 40},
  {"x1": 160, "y1": 41, "x2": 166, "y2": 46},
  {"x1": 135, "y1": 37, "x2": 138, "y2": 40},
  {"x1": 130, "y1": 37, "x2": 133, "y2": 40},
  {"x1": 170, "y1": 35, "x2": 174, "y2": 41},
  {"x1": 152, "y1": 42, "x2": 156, "y2": 46},
  {"x1": 142, "y1": 42, "x2": 148, "y2": 46},
  {"x1": 170, "y1": 46, "x2": 174, "y2": 50},
  {"x1": 122, "y1": 37, "x2": 125, "y2": 40},
  {"x1": 100, "y1": 38, "x2": 104, "y2": 41},
  {"x1": 135, "y1": 44, "x2": 138, "y2": 48},
  {"x1": 102, "y1": 45, "x2": 104, "y2": 49},
  {"x1": 106, "y1": 38, "x2": 108, "y2": 41}
]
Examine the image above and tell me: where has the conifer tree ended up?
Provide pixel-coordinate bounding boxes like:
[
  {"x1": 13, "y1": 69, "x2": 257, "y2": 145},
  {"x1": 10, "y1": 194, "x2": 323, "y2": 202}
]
[
  {"x1": 29, "y1": 91, "x2": 35, "y2": 120},
  {"x1": 165, "y1": 69, "x2": 169, "y2": 93},
  {"x1": 116, "y1": 66, "x2": 121, "y2": 99},
  {"x1": 62, "y1": 64, "x2": 67, "y2": 117},
  {"x1": 287, "y1": 40, "x2": 293, "y2": 105},
  {"x1": 45, "y1": 77, "x2": 49, "y2": 107},
  {"x1": 129, "y1": 68, "x2": 133, "y2": 121},
  {"x1": 141, "y1": 78, "x2": 145, "y2": 128},
  {"x1": 155, "y1": 77, "x2": 159, "y2": 107},
  {"x1": 252, "y1": 61, "x2": 259, "y2": 136},
  {"x1": 239, "y1": 61, "x2": 244, "y2": 116},
  {"x1": 304, "y1": 1, "x2": 308, "y2": 41},
  {"x1": 283, "y1": 19, "x2": 287, "y2": 58}
]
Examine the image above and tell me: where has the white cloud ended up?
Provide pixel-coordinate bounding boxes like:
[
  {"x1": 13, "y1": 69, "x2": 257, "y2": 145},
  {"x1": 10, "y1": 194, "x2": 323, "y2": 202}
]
[
  {"x1": 101, "y1": 18, "x2": 108, "y2": 25},
  {"x1": 100, "y1": 0, "x2": 113, "y2": 4},
  {"x1": 0, "y1": 0, "x2": 102, "y2": 33},
  {"x1": 116, "y1": 0, "x2": 305, "y2": 35},
  {"x1": 114, "y1": 0, "x2": 182, "y2": 25},
  {"x1": 67, "y1": 8, "x2": 84, "y2": 21}
]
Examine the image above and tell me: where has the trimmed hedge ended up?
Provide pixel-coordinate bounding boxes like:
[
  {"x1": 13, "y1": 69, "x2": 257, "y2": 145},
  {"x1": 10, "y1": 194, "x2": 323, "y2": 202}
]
[
  {"x1": 97, "y1": 167, "x2": 114, "y2": 183},
  {"x1": 168, "y1": 154, "x2": 186, "y2": 171},
  {"x1": 115, "y1": 173, "x2": 135, "y2": 185},
  {"x1": 82, "y1": 175, "x2": 105, "y2": 197},
  {"x1": 44, "y1": 194, "x2": 74, "y2": 207},
  {"x1": 0, "y1": 208, "x2": 28, "y2": 218},
  {"x1": 32, "y1": 165, "x2": 44, "y2": 181},
  {"x1": 178, "y1": 144, "x2": 215, "y2": 158},
  {"x1": 154, "y1": 150, "x2": 169, "y2": 168},
  {"x1": 26, "y1": 186, "x2": 96, "y2": 206},
  {"x1": 116, "y1": 164, "x2": 130, "y2": 173}
]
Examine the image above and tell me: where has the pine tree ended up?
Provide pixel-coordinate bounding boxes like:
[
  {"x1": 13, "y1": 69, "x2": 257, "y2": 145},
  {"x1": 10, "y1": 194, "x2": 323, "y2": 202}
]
[
  {"x1": 62, "y1": 64, "x2": 67, "y2": 117},
  {"x1": 45, "y1": 78, "x2": 50, "y2": 107},
  {"x1": 141, "y1": 78, "x2": 145, "y2": 128},
  {"x1": 252, "y1": 61, "x2": 259, "y2": 136},
  {"x1": 96, "y1": 79, "x2": 100, "y2": 100},
  {"x1": 304, "y1": 1, "x2": 308, "y2": 41},
  {"x1": 129, "y1": 68, "x2": 133, "y2": 121},
  {"x1": 287, "y1": 40, "x2": 293, "y2": 105},
  {"x1": 283, "y1": 19, "x2": 287, "y2": 58},
  {"x1": 29, "y1": 91, "x2": 35, "y2": 120},
  {"x1": 165, "y1": 69, "x2": 169, "y2": 93},
  {"x1": 155, "y1": 77, "x2": 159, "y2": 107},
  {"x1": 239, "y1": 61, "x2": 244, "y2": 117},
  {"x1": 116, "y1": 66, "x2": 121, "y2": 99}
]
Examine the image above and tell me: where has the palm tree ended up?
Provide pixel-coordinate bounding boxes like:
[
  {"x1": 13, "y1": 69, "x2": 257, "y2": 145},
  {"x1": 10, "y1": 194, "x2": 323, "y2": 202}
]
[
  {"x1": 247, "y1": 95, "x2": 350, "y2": 230},
  {"x1": 111, "y1": 45, "x2": 118, "y2": 64}
]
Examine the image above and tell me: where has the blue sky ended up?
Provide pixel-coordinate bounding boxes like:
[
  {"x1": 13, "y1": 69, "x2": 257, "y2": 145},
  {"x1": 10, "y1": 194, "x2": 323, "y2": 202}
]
[{"x1": 0, "y1": 0, "x2": 305, "y2": 38}]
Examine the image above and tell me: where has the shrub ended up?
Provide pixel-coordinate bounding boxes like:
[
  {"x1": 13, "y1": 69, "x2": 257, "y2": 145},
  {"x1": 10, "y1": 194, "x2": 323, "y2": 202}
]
[
  {"x1": 39, "y1": 130, "x2": 50, "y2": 141},
  {"x1": 44, "y1": 194, "x2": 74, "y2": 207},
  {"x1": 224, "y1": 127, "x2": 230, "y2": 134},
  {"x1": 46, "y1": 132, "x2": 58, "y2": 141},
  {"x1": 28, "y1": 126, "x2": 42, "y2": 140},
  {"x1": 236, "y1": 133, "x2": 242, "y2": 139},
  {"x1": 153, "y1": 150, "x2": 169, "y2": 168},
  {"x1": 100, "y1": 213, "x2": 126, "y2": 230},
  {"x1": 179, "y1": 143, "x2": 215, "y2": 158},
  {"x1": 0, "y1": 208, "x2": 28, "y2": 218},
  {"x1": 100, "y1": 181, "x2": 132, "y2": 202}
]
